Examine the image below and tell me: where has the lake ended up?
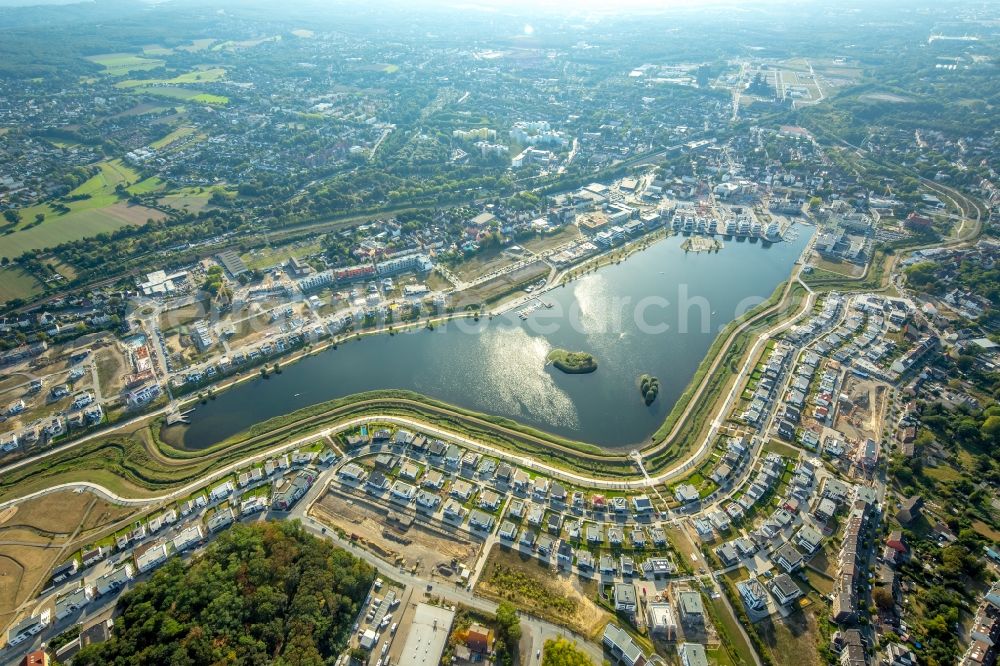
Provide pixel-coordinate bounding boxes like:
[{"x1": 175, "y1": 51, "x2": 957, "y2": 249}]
[{"x1": 167, "y1": 229, "x2": 812, "y2": 451}]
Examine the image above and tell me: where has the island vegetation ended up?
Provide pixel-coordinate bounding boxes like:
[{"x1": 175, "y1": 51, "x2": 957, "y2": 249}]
[
  {"x1": 546, "y1": 349, "x2": 598, "y2": 374},
  {"x1": 73, "y1": 521, "x2": 375, "y2": 665},
  {"x1": 640, "y1": 374, "x2": 660, "y2": 405}
]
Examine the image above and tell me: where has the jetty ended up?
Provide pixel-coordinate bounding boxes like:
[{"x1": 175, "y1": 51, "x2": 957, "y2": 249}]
[{"x1": 165, "y1": 406, "x2": 194, "y2": 426}]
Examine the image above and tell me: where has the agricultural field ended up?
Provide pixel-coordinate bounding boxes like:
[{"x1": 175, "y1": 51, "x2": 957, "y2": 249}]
[
  {"x1": 75, "y1": 159, "x2": 141, "y2": 198},
  {"x1": 0, "y1": 158, "x2": 168, "y2": 258},
  {"x1": 141, "y1": 45, "x2": 174, "y2": 56},
  {"x1": 149, "y1": 126, "x2": 197, "y2": 150},
  {"x1": 86, "y1": 52, "x2": 165, "y2": 75},
  {"x1": 141, "y1": 38, "x2": 217, "y2": 55},
  {"x1": 113, "y1": 102, "x2": 172, "y2": 118},
  {"x1": 0, "y1": 203, "x2": 165, "y2": 259},
  {"x1": 0, "y1": 265, "x2": 43, "y2": 303},
  {"x1": 115, "y1": 67, "x2": 227, "y2": 89},
  {"x1": 130, "y1": 86, "x2": 229, "y2": 105},
  {"x1": 211, "y1": 36, "x2": 279, "y2": 51}
]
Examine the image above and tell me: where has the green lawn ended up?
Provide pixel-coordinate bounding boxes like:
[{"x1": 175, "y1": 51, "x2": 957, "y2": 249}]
[
  {"x1": 116, "y1": 67, "x2": 227, "y2": 89},
  {"x1": 0, "y1": 265, "x2": 43, "y2": 303},
  {"x1": 764, "y1": 439, "x2": 801, "y2": 458},
  {"x1": 708, "y1": 595, "x2": 759, "y2": 666},
  {"x1": 86, "y1": 53, "x2": 165, "y2": 75},
  {"x1": 0, "y1": 203, "x2": 163, "y2": 259},
  {"x1": 131, "y1": 86, "x2": 229, "y2": 105},
  {"x1": 127, "y1": 177, "x2": 166, "y2": 196},
  {"x1": 150, "y1": 126, "x2": 197, "y2": 150},
  {"x1": 1, "y1": 159, "x2": 162, "y2": 258}
]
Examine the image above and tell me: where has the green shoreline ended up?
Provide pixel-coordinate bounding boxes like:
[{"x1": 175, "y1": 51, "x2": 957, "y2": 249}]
[{"x1": 0, "y1": 232, "x2": 817, "y2": 502}]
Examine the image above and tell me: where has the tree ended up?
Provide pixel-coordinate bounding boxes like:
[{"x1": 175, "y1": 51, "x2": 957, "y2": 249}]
[
  {"x1": 873, "y1": 587, "x2": 895, "y2": 611},
  {"x1": 73, "y1": 522, "x2": 374, "y2": 665},
  {"x1": 541, "y1": 637, "x2": 596, "y2": 666},
  {"x1": 981, "y1": 415, "x2": 1000, "y2": 443},
  {"x1": 495, "y1": 601, "x2": 522, "y2": 647}
]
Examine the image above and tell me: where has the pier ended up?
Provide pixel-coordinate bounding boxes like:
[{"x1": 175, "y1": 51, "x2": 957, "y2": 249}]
[{"x1": 165, "y1": 406, "x2": 195, "y2": 426}]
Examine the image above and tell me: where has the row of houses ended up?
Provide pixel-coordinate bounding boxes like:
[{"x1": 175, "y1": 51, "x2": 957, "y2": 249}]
[
  {"x1": 742, "y1": 343, "x2": 794, "y2": 427},
  {"x1": 960, "y1": 583, "x2": 1000, "y2": 666},
  {"x1": 345, "y1": 425, "x2": 662, "y2": 520},
  {"x1": 702, "y1": 452, "x2": 788, "y2": 540},
  {"x1": 737, "y1": 572, "x2": 803, "y2": 613},
  {"x1": 775, "y1": 346, "x2": 819, "y2": 435},
  {"x1": 832, "y1": 501, "x2": 871, "y2": 624},
  {"x1": 35, "y1": 459, "x2": 331, "y2": 642}
]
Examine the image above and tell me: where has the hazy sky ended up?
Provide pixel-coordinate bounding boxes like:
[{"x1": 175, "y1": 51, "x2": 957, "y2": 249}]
[{"x1": 446, "y1": 0, "x2": 783, "y2": 13}]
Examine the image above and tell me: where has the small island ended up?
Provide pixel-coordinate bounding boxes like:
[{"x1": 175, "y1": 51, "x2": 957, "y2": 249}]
[
  {"x1": 640, "y1": 374, "x2": 660, "y2": 405},
  {"x1": 547, "y1": 349, "x2": 598, "y2": 374}
]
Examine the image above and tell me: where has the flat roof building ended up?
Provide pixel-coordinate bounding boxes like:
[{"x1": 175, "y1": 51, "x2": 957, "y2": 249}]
[
  {"x1": 397, "y1": 603, "x2": 456, "y2": 665},
  {"x1": 602, "y1": 623, "x2": 647, "y2": 666},
  {"x1": 679, "y1": 642, "x2": 709, "y2": 666}
]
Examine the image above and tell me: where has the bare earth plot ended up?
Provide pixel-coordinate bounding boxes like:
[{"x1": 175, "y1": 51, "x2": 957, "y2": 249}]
[
  {"x1": 453, "y1": 248, "x2": 520, "y2": 282},
  {"x1": 310, "y1": 488, "x2": 479, "y2": 573},
  {"x1": 0, "y1": 490, "x2": 138, "y2": 630},
  {"x1": 475, "y1": 544, "x2": 610, "y2": 639},
  {"x1": 756, "y1": 607, "x2": 823, "y2": 666},
  {"x1": 6, "y1": 490, "x2": 96, "y2": 536},
  {"x1": 450, "y1": 262, "x2": 549, "y2": 309}
]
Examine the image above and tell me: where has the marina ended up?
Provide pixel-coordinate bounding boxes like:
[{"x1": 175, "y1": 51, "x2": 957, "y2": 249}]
[{"x1": 518, "y1": 299, "x2": 554, "y2": 320}]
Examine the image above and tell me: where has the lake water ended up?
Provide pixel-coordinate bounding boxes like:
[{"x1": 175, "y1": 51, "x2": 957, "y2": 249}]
[{"x1": 168, "y1": 230, "x2": 811, "y2": 451}]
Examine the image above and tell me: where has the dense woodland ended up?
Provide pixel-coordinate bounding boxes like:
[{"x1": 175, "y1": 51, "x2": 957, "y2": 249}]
[{"x1": 73, "y1": 521, "x2": 375, "y2": 666}]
